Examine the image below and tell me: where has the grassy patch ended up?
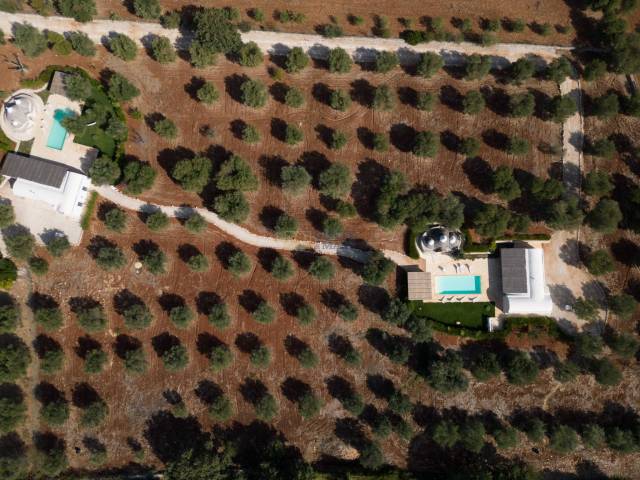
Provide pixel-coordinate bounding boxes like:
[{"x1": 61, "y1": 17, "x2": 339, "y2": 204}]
[
  {"x1": 0, "y1": 128, "x2": 15, "y2": 153},
  {"x1": 411, "y1": 301, "x2": 495, "y2": 329},
  {"x1": 80, "y1": 191, "x2": 98, "y2": 230},
  {"x1": 17, "y1": 139, "x2": 33, "y2": 154},
  {"x1": 75, "y1": 128, "x2": 116, "y2": 157},
  {"x1": 406, "y1": 227, "x2": 420, "y2": 259}
]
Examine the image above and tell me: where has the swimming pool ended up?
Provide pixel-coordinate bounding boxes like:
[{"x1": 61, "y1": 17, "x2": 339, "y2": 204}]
[
  {"x1": 436, "y1": 275, "x2": 481, "y2": 295},
  {"x1": 46, "y1": 108, "x2": 73, "y2": 150}
]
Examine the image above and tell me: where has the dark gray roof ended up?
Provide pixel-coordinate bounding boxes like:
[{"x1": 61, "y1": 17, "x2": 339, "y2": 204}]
[
  {"x1": 1, "y1": 153, "x2": 68, "y2": 188},
  {"x1": 49, "y1": 71, "x2": 69, "y2": 97},
  {"x1": 501, "y1": 248, "x2": 528, "y2": 294}
]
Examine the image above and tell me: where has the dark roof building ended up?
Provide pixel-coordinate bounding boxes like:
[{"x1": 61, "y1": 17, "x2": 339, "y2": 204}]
[
  {"x1": 0, "y1": 152, "x2": 69, "y2": 188},
  {"x1": 48, "y1": 71, "x2": 70, "y2": 97},
  {"x1": 500, "y1": 248, "x2": 528, "y2": 294}
]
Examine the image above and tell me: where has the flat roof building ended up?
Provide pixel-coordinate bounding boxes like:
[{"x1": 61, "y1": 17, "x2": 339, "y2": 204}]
[
  {"x1": 501, "y1": 247, "x2": 552, "y2": 315},
  {"x1": 407, "y1": 270, "x2": 433, "y2": 301}
]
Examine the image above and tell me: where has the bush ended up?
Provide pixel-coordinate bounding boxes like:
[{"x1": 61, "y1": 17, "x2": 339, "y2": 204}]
[
  {"x1": 169, "y1": 305, "x2": 193, "y2": 329},
  {"x1": 373, "y1": 133, "x2": 390, "y2": 152},
  {"x1": 329, "y1": 89, "x2": 351, "y2": 111},
  {"x1": 593, "y1": 358, "x2": 622, "y2": 386},
  {"x1": 186, "y1": 253, "x2": 208, "y2": 272},
  {"x1": 252, "y1": 301, "x2": 275, "y2": 324},
  {"x1": 215, "y1": 155, "x2": 258, "y2": 191},
  {"x1": 591, "y1": 93, "x2": 619, "y2": 119},
  {"x1": 150, "y1": 36, "x2": 176, "y2": 64},
  {"x1": 574, "y1": 332, "x2": 603, "y2": 358},
  {"x1": 208, "y1": 303, "x2": 231, "y2": 329},
  {"x1": 583, "y1": 170, "x2": 613, "y2": 196},
  {"x1": 41, "y1": 346, "x2": 64, "y2": 374},
  {"x1": 335, "y1": 200, "x2": 357, "y2": 218},
  {"x1": 295, "y1": 303, "x2": 315, "y2": 325},
  {"x1": 416, "y1": 92, "x2": 435, "y2": 111},
  {"x1": 494, "y1": 426, "x2": 519, "y2": 449},
  {"x1": 153, "y1": 118, "x2": 178, "y2": 139},
  {"x1": 4, "y1": 228, "x2": 35, "y2": 260},
  {"x1": 308, "y1": 256, "x2": 334, "y2": 281},
  {"x1": 609, "y1": 293, "x2": 637, "y2": 320},
  {"x1": 388, "y1": 390, "x2": 412, "y2": 415},
  {"x1": 209, "y1": 344, "x2": 232, "y2": 372},
  {"x1": 413, "y1": 131, "x2": 439, "y2": 158},
  {"x1": 238, "y1": 41, "x2": 263, "y2": 67},
  {"x1": 284, "y1": 123, "x2": 303, "y2": 145},
  {"x1": 492, "y1": 166, "x2": 521, "y2": 201},
  {"x1": 0, "y1": 259, "x2": 16, "y2": 290},
  {"x1": 241, "y1": 78, "x2": 268, "y2": 108},
  {"x1": 284, "y1": 87, "x2": 305, "y2": 107},
  {"x1": 330, "y1": 130, "x2": 348, "y2": 150},
  {"x1": 281, "y1": 165, "x2": 311, "y2": 195},
  {"x1": 433, "y1": 419, "x2": 459, "y2": 448},
  {"x1": 470, "y1": 351, "x2": 500, "y2": 381},
  {"x1": 546, "y1": 57, "x2": 572, "y2": 83},
  {"x1": 285, "y1": 47, "x2": 309, "y2": 73},
  {"x1": 459, "y1": 137, "x2": 480, "y2": 157},
  {"x1": 161, "y1": 10, "x2": 181, "y2": 28},
  {"x1": 274, "y1": 213, "x2": 298, "y2": 238},
  {"x1": 76, "y1": 304, "x2": 106, "y2": 332},
  {"x1": 0, "y1": 388, "x2": 26, "y2": 432},
  {"x1": 46, "y1": 234, "x2": 70, "y2": 258},
  {"x1": 172, "y1": 156, "x2": 212, "y2": 193},
  {"x1": 133, "y1": 0, "x2": 160, "y2": 19},
  {"x1": 554, "y1": 360, "x2": 579, "y2": 383},
  {"x1": 0, "y1": 305, "x2": 18, "y2": 333},
  {"x1": 89, "y1": 156, "x2": 121, "y2": 186},
  {"x1": 0, "y1": 205, "x2": 14, "y2": 230},
  {"x1": 145, "y1": 211, "x2": 169, "y2": 231},
  {"x1": 84, "y1": 348, "x2": 107, "y2": 374},
  {"x1": 0, "y1": 336, "x2": 30, "y2": 382},
  {"x1": 94, "y1": 245, "x2": 126, "y2": 271},
  {"x1": 582, "y1": 424, "x2": 606, "y2": 449},
  {"x1": 322, "y1": 216, "x2": 343, "y2": 239},
  {"x1": 68, "y1": 32, "x2": 96, "y2": 56},
  {"x1": 101, "y1": 207, "x2": 126, "y2": 233},
  {"x1": 462, "y1": 90, "x2": 485, "y2": 114},
  {"x1": 375, "y1": 51, "x2": 398, "y2": 73},
  {"x1": 109, "y1": 33, "x2": 137, "y2": 61},
  {"x1": 508, "y1": 58, "x2": 534, "y2": 84},
  {"x1": 298, "y1": 347, "x2": 318, "y2": 368},
  {"x1": 250, "y1": 345, "x2": 271, "y2": 367},
  {"x1": 359, "y1": 442, "x2": 384, "y2": 470},
  {"x1": 58, "y1": 0, "x2": 96, "y2": 22},
  {"x1": 162, "y1": 344, "x2": 189, "y2": 371},
  {"x1": 228, "y1": 250, "x2": 251, "y2": 277},
  {"x1": 208, "y1": 395, "x2": 232, "y2": 421},
  {"x1": 341, "y1": 392, "x2": 365, "y2": 416},
  {"x1": 361, "y1": 251, "x2": 394, "y2": 286},
  {"x1": 319, "y1": 163, "x2": 351, "y2": 199},
  {"x1": 298, "y1": 391, "x2": 321, "y2": 418},
  {"x1": 474, "y1": 204, "x2": 510, "y2": 238},
  {"x1": 80, "y1": 399, "x2": 108, "y2": 428},
  {"x1": 608, "y1": 332, "x2": 639, "y2": 358},
  {"x1": 549, "y1": 425, "x2": 579, "y2": 453},
  {"x1": 506, "y1": 136, "x2": 530, "y2": 155},
  {"x1": 587, "y1": 198, "x2": 622, "y2": 233},
  {"x1": 321, "y1": 23, "x2": 343, "y2": 38},
  {"x1": 214, "y1": 191, "x2": 249, "y2": 223},
  {"x1": 585, "y1": 249, "x2": 615, "y2": 275},
  {"x1": 34, "y1": 307, "x2": 62, "y2": 332},
  {"x1": 583, "y1": 58, "x2": 607, "y2": 81},
  {"x1": 63, "y1": 74, "x2": 92, "y2": 101},
  {"x1": 416, "y1": 52, "x2": 443, "y2": 78},
  {"x1": 123, "y1": 303, "x2": 153, "y2": 330},
  {"x1": 184, "y1": 212, "x2": 206, "y2": 233},
  {"x1": 271, "y1": 255, "x2": 294, "y2": 281},
  {"x1": 505, "y1": 351, "x2": 539, "y2": 385},
  {"x1": 509, "y1": 92, "x2": 535, "y2": 117},
  {"x1": 14, "y1": 23, "x2": 47, "y2": 57},
  {"x1": 123, "y1": 347, "x2": 147, "y2": 374},
  {"x1": 196, "y1": 82, "x2": 220, "y2": 104},
  {"x1": 254, "y1": 393, "x2": 277, "y2": 420},
  {"x1": 34, "y1": 433, "x2": 67, "y2": 476},
  {"x1": 239, "y1": 124, "x2": 260, "y2": 144},
  {"x1": 328, "y1": 47, "x2": 352, "y2": 73},
  {"x1": 372, "y1": 85, "x2": 395, "y2": 111},
  {"x1": 427, "y1": 350, "x2": 468, "y2": 393},
  {"x1": 41, "y1": 399, "x2": 69, "y2": 426},
  {"x1": 522, "y1": 417, "x2": 546, "y2": 444},
  {"x1": 464, "y1": 54, "x2": 492, "y2": 80},
  {"x1": 547, "y1": 95, "x2": 577, "y2": 123}
]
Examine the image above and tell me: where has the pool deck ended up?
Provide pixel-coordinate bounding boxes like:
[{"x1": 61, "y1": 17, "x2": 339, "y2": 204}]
[{"x1": 29, "y1": 93, "x2": 98, "y2": 172}]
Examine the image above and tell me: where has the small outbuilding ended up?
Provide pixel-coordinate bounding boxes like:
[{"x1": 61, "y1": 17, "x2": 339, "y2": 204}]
[
  {"x1": 501, "y1": 247, "x2": 552, "y2": 315},
  {"x1": 407, "y1": 270, "x2": 433, "y2": 301}
]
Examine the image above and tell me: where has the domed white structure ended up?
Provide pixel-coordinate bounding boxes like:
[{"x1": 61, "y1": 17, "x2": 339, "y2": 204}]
[
  {"x1": 416, "y1": 225, "x2": 464, "y2": 258},
  {"x1": 0, "y1": 90, "x2": 44, "y2": 142}
]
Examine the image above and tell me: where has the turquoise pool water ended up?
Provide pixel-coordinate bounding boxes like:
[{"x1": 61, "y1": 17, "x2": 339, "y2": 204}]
[
  {"x1": 47, "y1": 108, "x2": 73, "y2": 150},
  {"x1": 436, "y1": 275, "x2": 481, "y2": 295}
]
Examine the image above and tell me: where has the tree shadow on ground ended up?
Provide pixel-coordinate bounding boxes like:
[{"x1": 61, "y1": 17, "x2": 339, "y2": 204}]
[{"x1": 144, "y1": 410, "x2": 207, "y2": 463}]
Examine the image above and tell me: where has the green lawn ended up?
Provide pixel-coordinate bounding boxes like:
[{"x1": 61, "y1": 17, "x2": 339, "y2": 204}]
[
  {"x1": 75, "y1": 127, "x2": 116, "y2": 157},
  {"x1": 410, "y1": 301, "x2": 495, "y2": 329}
]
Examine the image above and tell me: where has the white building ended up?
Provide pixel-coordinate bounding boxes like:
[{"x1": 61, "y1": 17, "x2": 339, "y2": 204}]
[
  {"x1": 1, "y1": 153, "x2": 90, "y2": 219},
  {"x1": 501, "y1": 247, "x2": 553, "y2": 315}
]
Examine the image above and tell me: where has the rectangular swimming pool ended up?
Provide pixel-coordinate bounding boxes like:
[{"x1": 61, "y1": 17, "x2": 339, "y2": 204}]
[
  {"x1": 436, "y1": 275, "x2": 481, "y2": 295},
  {"x1": 46, "y1": 108, "x2": 73, "y2": 150}
]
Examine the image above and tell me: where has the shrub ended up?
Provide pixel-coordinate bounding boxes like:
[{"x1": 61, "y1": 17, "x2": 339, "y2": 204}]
[
  {"x1": 208, "y1": 303, "x2": 231, "y2": 329},
  {"x1": 547, "y1": 95, "x2": 577, "y2": 123},
  {"x1": 587, "y1": 198, "x2": 622, "y2": 233},
  {"x1": 172, "y1": 156, "x2": 212, "y2": 193},
  {"x1": 41, "y1": 399, "x2": 69, "y2": 426},
  {"x1": 132, "y1": 0, "x2": 161, "y2": 18},
  {"x1": 0, "y1": 388, "x2": 26, "y2": 432},
  {"x1": 104, "y1": 207, "x2": 127, "y2": 232},
  {"x1": 80, "y1": 399, "x2": 108, "y2": 428},
  {"x1": 161, "y1": 10, "x2": 181, "y2": 28},
  {"x1": 34, "y1": 433, "x2": 67, "y2": 476},
  {"x1": 509, "y1": 92, "x2": 535, "y2": 117},
  {"x1": 14, "y1": 23, "x2": 47, "y2": 57},
  {"x1": 583, "y1": 170, "x2": 613, "y2": 196},
  {"x1": 84, "y1": 348, "x2": 107, "y2": 374},
  {"x1": 308, "y1": 257, "x2": 334, "y2": 281},
  {"x1": 609, "y1": 294, "x2": 637, "y2": 320},
  {"x1": 388, "y1": 390, "x2": 412, "y2": 415},
  {"x1": 329, "y1": 89, "x2": 351, "y2": 111},
  {"x1": 196, "y1": 82, "x2": 220, "y2": 104},
  {"x1": 298, "y1": 347, "x2": 318, "y2": 368},
  {"x1": 460, "y1": 419, "x2": 485, "y2": 453},
  {"x1": 284, "y1": 87, "x2": 305, "y2": 107},
  {"x1": 413, "y1": 131, "x2": 439, "y2": 158},
  {"x1": 328, "y1": 47, "x2": 352, "y2": 73},
  {"x1": 0, "y1": 305, "x2": 18, "y2": 333},
  {"x1": 109, "y1": 33, "x2": 137, "y2": 61},
  {"x1": 237, "y1": 41, "x2": 263, "y2": 67},
  {"x1": 335, "y1": 200, "x2": 356, "y2": 218},
  {"x1": 63, "y1": 74, "x2": 92, "y2": 101},
  {"x1": 492, "y1": 166, "x2": 521, "y2": 201},
  {"x1": 145, "y1": 211, "x2": 170, "y2": 231},
  {"x1": 522, "y1": 417, "x2": 546, "y2": 443},
  {"x1": 508, "y1": 58, "x2": 534, "y2": 84},
  {"x1": 464, "y1": 54, "x2": 492, "y2": 80},
  {"x1": 240, "y1": 78, "x2": 268, "y2": 108},
  {"x1": 252, "y1": 301, "x2": 275, "y2": 324},
  {"x1": 593, "y1": 358, "x2": 622, "y2": 386},
  {"x1": 95, "y1": 245, "x2": 126, "y2": 270},
  {"x1": 215, "y1": 155, "x2": 258, "y2": 191},
  {"x1": 319, "y1": 163, "x2": 351, "y2": 199},
  {"x1": 359, "y1": 442, "x2": 384, "y2": 470},
  {"x1": 341, "y1": 392, "x2": 365, "y2": 415},
  {"x1": 582, "y1": 424, "x2": 606, "y2": 449},
  {"x1": 583, "y1": 58, "x2": 607, "y2": 81},
  {"x1": 34, "y1": 307, "x2": 62, "y2": 332},
  {"x1": 214, "y1": 192, "x2": 249, "y2": 223},
  {"x1": 46, "y1": 234, "x2": 70, "y2": 257},
  {"x1": 606, "y1": 427, "x2": 637, "y2": 452},
  {"x1": 296, "y1": 303, "x2": 316, "y2": 325},
  {"x1": 0, "y1": 205, "x2": 14, "y2": 230},
  {"x1": 322, "y1": 23, "x2": 343, "y2": 38},
  {"x1": 254, "y1": 393, "x2": 277, "y2": 420},
  {"x1": 274, "y1": 213, "x2": 298, "y2": 238},
  {"x1": 228, "y1": 251, "x2": 252, "y2": 277},
  {"x1": 330, "y1": 130, "x2": 348, "y2": 150},
  {"x1": 505, "y1": 351, "x2": 539, "y2": 385},
  {"x1": 0, "y1": 336, "x2": 30, "y2": 382},
  {"x1": 373, "y1": 133, "x2": 390, "y2": 152},
  {"x1": 462, "y1": 90, "x2": 485, "y2": 114},
  {"x1": 375, "y1": 51, "x2": 398, "y2": 73},
  {"x1": 241, "y1": 124, "x2": 260, "y2": 144},
  {"x1": 574, "y1": 332, "x2": 603, "y2": 358},
  {"x1": 208, "y1": 395, "x2": 232, "y2": 421},
  {"x1": 591, "y1": 93, "x2": 619, "y2": 119},
  {"x1": 28, "y1": 256, "x2": 49, "y2": 277},
  {"x1": 281, "y1": 165, "x2": 311, "y2": 195},
  {"x1": 150, "y1": 35, "x2": 176, "y2": 64},
  {"x1": 433, "y1": 419, "x2": 459, "y2": 448},
  {"x1": 186, "y1": 253, "x2": 208, "y2": 272},
  {"x1": 123, "y1": 347, "x2": 147, "y2": 374},
  {"x1": 372, "y1": 85, "x2": 395, "y2": 111},
  {"x1": 416, "y1": 92, "x2": 435, "y2": 111},
  {"x1": 427, "y1": 350, "x2": 468, "y2": 393},
  {"x1": 271, "y1": 255, "x2": 294, "y2": 281},
  {"x1": 169, "y1": 305, "x2": 193, "y2": 329},
  {"x1": 4, "y1": 228, "x2": 35, "y2": 260},
  {"x1": 494, "y1": 426, "x2": 519, "y2": 449},
  {"x1": 89, "y1": 156, "x2": 120, "y2": 185},
  {"x1": 549, "y1": 425, "x2": 579, "y2": 453},
  {"x1": 76, "y1": 305, "x2": 106, "y2": 332},
  {"x1": 470, "y1": 351, "x2": 500, "y2": 381},
  {"x1": 506, "y1": 136, "x2": 530, "y2": 155},
  {"x1": 546, "y1": 57, "x2": 572, "y2": 83},
  {"x1": 162, "y1": 344, "x2": 189, "y2": 371},
  {"x1": 285, "y1": 47, "x2": 310, "y2": 73},
  {"x1": 189, "y1": 41, "x2": 217, "y2": 68},
  {"x1": 41, "y1": 347, "x2": 64, "y2": 374},
  {"x1": 153, "y1": 118, "x2": 178, "y2": 139},
  {"x1": 209, "y1": 344, "x2": 232, "y2": 372},
  {"x1": 58, "y1": 0, "x2": 96, "y2": 22},
  {"x1": 474, "y1": 203, "x2": 510, "y2": 238},
  {"x1": 361, "y1": 251, "x2": 394, "y2": 286},
  {"x1": 405, "y1": 315, "x2": 432, "y2": 342},
  {"x1": 249, "y1": 8, "x2": 264, "y2": 21},
  {"x1": 122, "y1": 303, "x2": 153, "y2": 330},
  {"x1": 0, "y1": 259, "x2": 17, "y2": 290},
  {"x1": 585, "y1": 249, "x2": 615, "y2": 275},
  {"x1": 416, "y1": 52, "x2": 443, "y2": 78},
  {"x1": 250, "y1": 345, "x2": 271, "y2": 367},
  {"x1": 284, "y1": 123, "x2": 303, "y2": 145},
  {"x1": 184, "y1": 212, "x2": 206, "y2": 233},
  {"x1": 68, "y1": 31, "x2": 96, "y2": 56},
  {"x1": 458, "y1": 136, "x2": 480, "y2": 157},
  {"x1": 298, "y1": 391, "x2": 321, "y2": 418},
  {"x1": 322, "y1": 216, "x2": 343, "y2": 239},
  {"x1": 554, "y1": 360, "x2": 579, "y2": 382}
]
